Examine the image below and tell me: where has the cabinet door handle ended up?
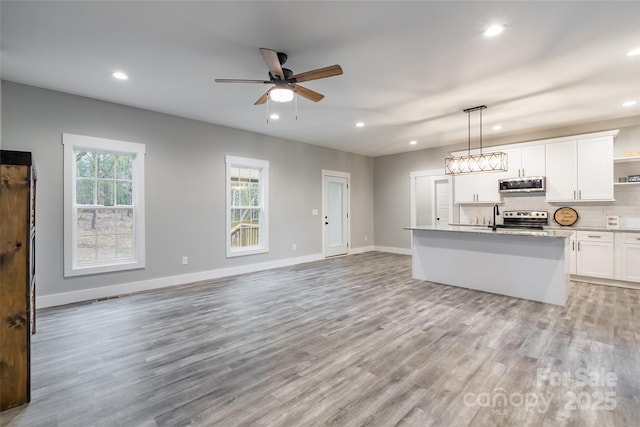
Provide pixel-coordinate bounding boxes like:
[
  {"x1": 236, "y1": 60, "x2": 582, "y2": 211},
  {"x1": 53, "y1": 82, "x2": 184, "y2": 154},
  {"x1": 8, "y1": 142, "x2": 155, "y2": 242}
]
[
  {"x1": 573, "y1": 190, "x2": 576, "y2": 200},
  {"x1": 577, "y1": 242, "x2": 580, "y2": 251},
  {"x1": 521, "y1": 168, "x2": 525, "y2": 177},
  {"x1": 572, "y1": 241, "x2": 575, "y2": 251},
  {"x1": 578, "y1": 190, "x2": 581, "y2": 199}
]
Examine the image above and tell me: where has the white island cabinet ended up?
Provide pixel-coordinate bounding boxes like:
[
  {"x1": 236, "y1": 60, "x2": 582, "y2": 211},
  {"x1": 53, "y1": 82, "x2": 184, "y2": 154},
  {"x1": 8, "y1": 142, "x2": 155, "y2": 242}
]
[{"x1": 406, "y1": 226, "x2": 572, "y2": 306}]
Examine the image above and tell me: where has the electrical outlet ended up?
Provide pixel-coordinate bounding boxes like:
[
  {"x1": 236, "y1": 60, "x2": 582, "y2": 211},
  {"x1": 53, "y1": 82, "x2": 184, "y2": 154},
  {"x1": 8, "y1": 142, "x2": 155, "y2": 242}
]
[
  {"x1": 182, "y1": 256, "x2": 188, "y2": 265},
  {"x1": 312, "y1": 209, "x2": 318, "y2": 216},
  {"x1": 292, "y1": 243, "x2": 297, "y2": 251},
  {"x1": 364, "y1": 235, "x2": 368, "y2": 242}
]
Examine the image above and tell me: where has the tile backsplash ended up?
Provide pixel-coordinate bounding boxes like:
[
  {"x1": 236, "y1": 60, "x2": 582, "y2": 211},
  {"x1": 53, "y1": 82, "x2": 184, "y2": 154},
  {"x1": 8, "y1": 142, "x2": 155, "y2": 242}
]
[{"x1": 459, "y1": 186, "x2": 640, "y2": 228}]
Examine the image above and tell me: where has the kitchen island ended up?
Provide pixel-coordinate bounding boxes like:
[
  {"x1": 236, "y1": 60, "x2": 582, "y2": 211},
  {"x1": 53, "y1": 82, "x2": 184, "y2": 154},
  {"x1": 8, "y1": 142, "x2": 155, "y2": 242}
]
[{"x1": 405, "y1": 225, "x2": 573, "y2": 305}]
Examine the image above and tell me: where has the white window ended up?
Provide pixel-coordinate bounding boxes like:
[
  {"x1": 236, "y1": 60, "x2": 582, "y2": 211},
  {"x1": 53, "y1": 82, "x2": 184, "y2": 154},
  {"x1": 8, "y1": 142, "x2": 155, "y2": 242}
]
[
  {"x1": 225, "y1": 155, "x2": 269, "y2": 257},
  {"x1": 63, "y1": 134, "x2": 145, "y2": 276}
]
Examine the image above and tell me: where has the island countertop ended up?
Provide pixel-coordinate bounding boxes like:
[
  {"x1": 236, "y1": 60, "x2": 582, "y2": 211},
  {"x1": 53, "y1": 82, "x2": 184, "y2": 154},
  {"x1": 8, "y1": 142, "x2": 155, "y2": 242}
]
[{"x1": 404, "y1": 225, "x2": 573, "y2": 239}]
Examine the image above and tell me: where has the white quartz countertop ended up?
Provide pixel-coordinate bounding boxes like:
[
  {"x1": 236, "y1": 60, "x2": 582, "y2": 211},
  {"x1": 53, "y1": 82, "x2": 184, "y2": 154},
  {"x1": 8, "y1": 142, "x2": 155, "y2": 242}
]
[
  {"x1": 405, "y1": 225, "x2": 573, "y2": 238},
  {"x1": 544, "y1": 225, "x2": 640, "y2": 233}
]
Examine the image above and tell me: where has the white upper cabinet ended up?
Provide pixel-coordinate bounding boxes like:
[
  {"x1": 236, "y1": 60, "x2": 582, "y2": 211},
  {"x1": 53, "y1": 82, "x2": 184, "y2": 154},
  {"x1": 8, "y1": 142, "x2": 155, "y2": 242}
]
[
  {"x1": 521, "y1": 145, "x2": 546, "y2": 177},
  {"x1": 450, "y1": 129, "x2": 617, "y2": 205},
  {"x1": 545, "y1": 140, "x2": 578, "y2": 201},
  {"x1": 454, "y1": 171, "x2": 502, "y2": 204},
  {"x1": 577, "y1": 137, "x2": 614, "y2": 200},
  {"x1": 503, "y1": 145, "x2": 545, "y2": 178},
  {"x1": 545, "y1": 136, "x2": 614, "y2": 202}
]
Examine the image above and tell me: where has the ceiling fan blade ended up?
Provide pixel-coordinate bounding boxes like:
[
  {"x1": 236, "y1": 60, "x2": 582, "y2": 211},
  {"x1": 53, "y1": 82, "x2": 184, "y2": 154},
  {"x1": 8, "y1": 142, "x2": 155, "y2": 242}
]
[
  {"x1": 215, "y1": 78, "x2": 270, "y2": 84},
  {"x1": 259, "y1": 48, "x2": 285, "y2": 80},
  {"x1": 294, "y1": 85, "x2": 324, "y2": 102},
  {"x1": 292, "y1": 65, "x2": 343, "y2": 83},
  {"x1": 254, "y1": 89, "x2": 270, "y2": 105}
]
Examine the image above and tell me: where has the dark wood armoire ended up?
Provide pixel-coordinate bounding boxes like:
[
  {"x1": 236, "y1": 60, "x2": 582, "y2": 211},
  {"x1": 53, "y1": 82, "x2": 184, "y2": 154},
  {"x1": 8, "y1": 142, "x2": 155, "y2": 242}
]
[{"x1": 0, "y1": 150, "x2": 36, "y2": 411}]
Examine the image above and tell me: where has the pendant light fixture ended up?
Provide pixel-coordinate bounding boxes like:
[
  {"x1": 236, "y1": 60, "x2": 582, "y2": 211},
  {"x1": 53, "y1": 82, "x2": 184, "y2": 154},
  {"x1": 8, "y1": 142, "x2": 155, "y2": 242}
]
[{"x1": 445, "y1": 105, "x2": 508, "y2": 175}]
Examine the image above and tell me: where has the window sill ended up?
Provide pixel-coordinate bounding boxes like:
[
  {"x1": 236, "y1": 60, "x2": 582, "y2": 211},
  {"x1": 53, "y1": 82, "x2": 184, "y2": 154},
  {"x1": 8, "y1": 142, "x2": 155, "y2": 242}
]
[
  {"x1": 226, "y1": 247, "x2": 269, "y2": 258},
  {"x1": 64, "y1": 259, "x2": 145, "y2": 277}
]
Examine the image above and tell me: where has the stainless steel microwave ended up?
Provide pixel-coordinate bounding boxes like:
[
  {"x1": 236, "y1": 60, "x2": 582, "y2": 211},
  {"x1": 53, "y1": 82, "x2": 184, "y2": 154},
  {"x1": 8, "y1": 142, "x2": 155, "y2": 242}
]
[{"x1": 498, "y1": 176, "x2": 545, "y2": 193}]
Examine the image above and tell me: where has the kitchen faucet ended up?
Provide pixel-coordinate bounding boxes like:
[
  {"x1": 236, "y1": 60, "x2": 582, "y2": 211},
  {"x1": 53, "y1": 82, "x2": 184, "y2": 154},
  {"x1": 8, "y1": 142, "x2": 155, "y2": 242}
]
[{"x1": 492, "y1": 204, "x2": 500, "y2": 231}]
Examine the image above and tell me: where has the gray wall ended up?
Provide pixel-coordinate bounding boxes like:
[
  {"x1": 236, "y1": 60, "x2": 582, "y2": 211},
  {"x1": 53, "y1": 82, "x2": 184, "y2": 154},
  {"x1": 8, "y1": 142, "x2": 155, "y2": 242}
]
[
  {"x1": 374, "y1": 116, "x2": 640, "y2": 250},
  {"x1": 1, "y1": 81, "x2": 374, "y2": 297}
]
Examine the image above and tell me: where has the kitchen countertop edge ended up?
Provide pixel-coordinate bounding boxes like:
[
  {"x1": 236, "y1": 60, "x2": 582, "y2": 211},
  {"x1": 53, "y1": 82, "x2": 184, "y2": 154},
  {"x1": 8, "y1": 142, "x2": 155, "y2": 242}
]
[
  {"x1": 447, "y1": 223, "x2": 640, "y2": 233},
  {"x1": 405, "y1": 225, "x2": 573, "y2": 238}
]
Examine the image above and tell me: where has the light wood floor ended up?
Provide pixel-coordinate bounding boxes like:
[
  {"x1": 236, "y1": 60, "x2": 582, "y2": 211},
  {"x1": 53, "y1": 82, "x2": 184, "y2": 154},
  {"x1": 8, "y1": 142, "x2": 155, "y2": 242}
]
[{"x1": 1, "y1": 252, "x2": 639, "y2": 427}]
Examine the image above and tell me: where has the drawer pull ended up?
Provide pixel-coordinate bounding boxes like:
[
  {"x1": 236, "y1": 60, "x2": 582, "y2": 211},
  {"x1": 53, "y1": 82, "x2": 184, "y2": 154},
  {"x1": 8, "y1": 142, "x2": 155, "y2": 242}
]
[{"x1": 587, "y1": 235, "x2": 601, "y2": 238}]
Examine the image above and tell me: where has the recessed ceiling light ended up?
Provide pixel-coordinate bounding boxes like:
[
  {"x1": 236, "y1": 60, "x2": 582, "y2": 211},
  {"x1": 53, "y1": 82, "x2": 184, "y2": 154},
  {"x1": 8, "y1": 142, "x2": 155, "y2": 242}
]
[
  {"x1": 409, "y1": 140, "x2": 417, "y2": 145},
  {"x1": 622, "y1": 100, "x2": 637, "y2": 107},
  {"x1": 355, "y1": 122, "x2": 365, "y2": 128},
  {"x1": 270, "y1": 113, "x2": 280, "y2": 120},
  {"x1": 484, "y1": 24, "x2": 504, "y2": 37},
  {"x1": 492, "y1": 125, "x2": 502, "y2": 130},
  {"x1": 627, "y1": 47, "x2": 640, "y2": 57},
  {"x1": 112, "y1": 71, "x2": 128, "y2": 80}
]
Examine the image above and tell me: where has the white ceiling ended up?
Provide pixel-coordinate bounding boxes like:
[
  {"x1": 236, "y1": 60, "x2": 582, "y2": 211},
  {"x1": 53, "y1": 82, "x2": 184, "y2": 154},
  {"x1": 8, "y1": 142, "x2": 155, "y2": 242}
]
[{"x1": 2, "y1": 1, "x2": 639, "y2": 157}]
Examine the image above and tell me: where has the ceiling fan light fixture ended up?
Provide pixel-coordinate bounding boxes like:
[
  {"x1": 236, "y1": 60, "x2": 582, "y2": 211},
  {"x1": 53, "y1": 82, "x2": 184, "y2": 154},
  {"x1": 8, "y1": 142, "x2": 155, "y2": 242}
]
[{"x1": 270, "y1": 87, "x2": 294, "y2": 103}]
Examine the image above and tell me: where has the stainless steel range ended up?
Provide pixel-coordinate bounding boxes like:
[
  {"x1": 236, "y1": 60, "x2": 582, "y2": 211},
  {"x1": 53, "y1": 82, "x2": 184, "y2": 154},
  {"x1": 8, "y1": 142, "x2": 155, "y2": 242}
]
[{"x1": 498, "y1": 210, "x2": 548, "y2": 230}]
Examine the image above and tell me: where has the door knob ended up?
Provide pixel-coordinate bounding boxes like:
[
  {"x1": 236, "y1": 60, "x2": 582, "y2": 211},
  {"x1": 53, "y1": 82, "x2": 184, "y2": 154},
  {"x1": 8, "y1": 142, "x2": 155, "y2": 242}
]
[{"x1": 325, "y1": 221, "x2": 329, "y2": 225}]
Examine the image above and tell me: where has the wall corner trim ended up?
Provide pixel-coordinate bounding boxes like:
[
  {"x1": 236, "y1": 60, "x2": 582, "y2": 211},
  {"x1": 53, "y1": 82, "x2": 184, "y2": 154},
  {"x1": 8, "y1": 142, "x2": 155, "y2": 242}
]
[
  {"x1": 349, "y1": 245, "x2": 375, "y2": 254},
  {"x1": 373, "y1": 246, "x2": 412, "y2": 255}
]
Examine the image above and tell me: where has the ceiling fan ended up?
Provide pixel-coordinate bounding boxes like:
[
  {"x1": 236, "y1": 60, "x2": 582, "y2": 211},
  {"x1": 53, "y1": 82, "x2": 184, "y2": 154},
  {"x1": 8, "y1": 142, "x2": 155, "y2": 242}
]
[{"x1": 215, "y1": 48, "x2": 343, "y2": 105}]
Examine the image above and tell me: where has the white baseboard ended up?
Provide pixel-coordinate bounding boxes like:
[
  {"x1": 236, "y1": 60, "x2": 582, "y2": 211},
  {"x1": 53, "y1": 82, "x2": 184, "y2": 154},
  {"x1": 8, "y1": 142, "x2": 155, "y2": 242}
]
[
  {"x1": 374, "y1": 245, "x2": 412, "y2": 255},
  {"x1": 350, "y1": 245, "x2": 375, "y2": 254},
  {"x1": 37, "y1": 253, "x2": 325, "y2": 309},
  {"x1": 570, "y1": 275, "x2": 640, "y2": 290}
]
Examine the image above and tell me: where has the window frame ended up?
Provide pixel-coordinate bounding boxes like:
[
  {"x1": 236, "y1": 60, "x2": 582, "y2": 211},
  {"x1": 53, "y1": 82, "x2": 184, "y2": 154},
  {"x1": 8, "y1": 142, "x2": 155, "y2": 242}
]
[
  {"x1": 225, "y1": 155, "x2": 269, "y2": 258},
  {"x1": 63, "y1": 133, "x2": 146, "y2": 277}
]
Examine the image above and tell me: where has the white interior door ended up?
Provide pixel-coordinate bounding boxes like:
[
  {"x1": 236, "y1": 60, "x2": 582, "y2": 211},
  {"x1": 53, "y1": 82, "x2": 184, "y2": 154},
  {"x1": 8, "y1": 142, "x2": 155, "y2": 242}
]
[
  {"x1": 414, "y1": 176, "x2": 431, "y2": 226},
  {"x1": 323, "y1": 172, "x2": 349, "y2": 257},
  {"x1": 433, "y1": 178, "x2": 450, "y2": 226}
]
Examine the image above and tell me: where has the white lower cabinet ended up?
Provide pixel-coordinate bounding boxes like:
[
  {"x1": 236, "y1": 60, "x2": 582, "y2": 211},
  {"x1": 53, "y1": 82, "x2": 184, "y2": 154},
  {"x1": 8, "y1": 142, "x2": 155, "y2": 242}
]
[
  {"x1": 615, "y1": 233, "x2": 640, "y2": 283},
  {"x1": 568, "y1": 231, "x2": 577, "y2": 275},
  {"x1": 576, "y1": 231, "x2": 614, "y2": 279}
]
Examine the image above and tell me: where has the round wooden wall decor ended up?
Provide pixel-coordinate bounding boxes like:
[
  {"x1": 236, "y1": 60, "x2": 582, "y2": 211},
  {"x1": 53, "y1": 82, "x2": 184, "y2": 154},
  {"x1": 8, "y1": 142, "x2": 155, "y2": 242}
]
[{"x1": 553, "y1": 207, "x2": 579, "y2": 226}]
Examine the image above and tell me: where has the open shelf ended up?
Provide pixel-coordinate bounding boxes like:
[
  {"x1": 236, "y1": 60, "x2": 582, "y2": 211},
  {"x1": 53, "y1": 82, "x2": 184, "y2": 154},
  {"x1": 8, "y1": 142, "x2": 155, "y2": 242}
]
[
  {"x1": 614, "y1": 156, "x2": 640, "y2": 163},
  {"x1": 614, "y1": 182, "x2": 640, "y2": 186}
]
